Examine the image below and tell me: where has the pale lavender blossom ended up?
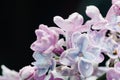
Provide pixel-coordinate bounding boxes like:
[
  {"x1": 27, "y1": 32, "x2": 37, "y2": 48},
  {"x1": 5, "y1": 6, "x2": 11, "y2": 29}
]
[
  {"x1": 30, "y1": 24, "x2": 60, "y2": 54},
  {"x1": 85, "y1": 5, "x2": 107, "y2": 30},
  {"x1": 0, "y1": 65, "x2": 19, "y2": 80},
  {"x1": 31, "y1": 52, "x2": 56, "y2": 78},
  {"x1": 105, "y1": 1, "x2": 120, "y2": 32},
  {"x1": 106, "y1": 62, "x2": 120, "y2": 80},
  {"x1": 54, "y1": 13, "x2": 90, "y2": 48},
  {"x1": 60, "y1": 32, "x2": 104, "y2": 77},
  {"x1": 1, "y1": 0, "x2": 120, "y2": 80},
  {"x1": 19, "y1": 65, "x2": 35, "y2": 80},
  {"x1": 112, "y1": 0, "x2": 120, "y2": 4},
  {"x1": 101, "y1": 37, "x2": 119, "y2": 59}
]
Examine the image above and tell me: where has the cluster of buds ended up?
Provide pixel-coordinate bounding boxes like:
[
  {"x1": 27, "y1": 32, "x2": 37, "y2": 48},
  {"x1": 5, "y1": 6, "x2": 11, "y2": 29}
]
[{"x1": 0, "y1": 0, "x2": 120, "y2": 80}]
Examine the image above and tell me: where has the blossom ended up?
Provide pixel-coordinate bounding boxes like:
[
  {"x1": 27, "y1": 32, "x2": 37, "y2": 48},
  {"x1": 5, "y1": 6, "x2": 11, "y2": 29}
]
[
  {"x1": 54, "y1": 12, "x2": 90, "y2": 48},
  {"x1": 85, "y1": 5, "x2": 107, "y2": 30},
  {"x1": 60, "y1": 32, "x2": 104, "y2": 77},
  {"x1": 112, "y1": 0, "x2": 120, "y2": 4},
  {"x1": 1, "y1": 0, "x2": 120, "y2": 79},
  {"x1": 105, "y1": 1, "x2": 120, "y2": 32},
  {"x1": 106, "y1": 62, "x2": 120, "y2": 80},
  {"x1": 0, "y1": 65, "x2": 19, "y2": 80},
  {"x1": 32, "y1": 52, "x2": 56, "y2": 77},
  {"x1": 19, "y1": 65, "x2": 35, "y2": 80},
  {"x1": 101, "y1": 37, "x2": 119, "y2": 59},
  {"x1": 30, "y1": 24, "x2": 60, "y2": 54}
]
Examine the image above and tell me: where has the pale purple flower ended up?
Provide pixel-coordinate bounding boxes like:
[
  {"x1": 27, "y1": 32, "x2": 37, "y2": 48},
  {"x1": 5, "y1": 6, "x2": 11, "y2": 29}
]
[
  {"x1": 101, "y1": 37, "x2": 119, "y2": 59},
  {"x1": 54, "y1": 12, "x2": 89, "y2": 48},
  {"x1": 106, "y1": 62, "x2": 120, "y2": 80},
  {"x1": 0, "y1": 65, "x2": 19, "y2": 80},
  {"x1": 19, "y1": 65, "x2": 35, "y2": 80},
  {"x1": 30, "y1": 24, "x2": 60, "y2": 54},
  {"x1": 88, "y1": 29, "x2": 107, "y2": 47},
  {"x1": 85, "y1": 5, "x2": 107, "y2": 30},
  {"x1": 112, "y1": 0, "x2": 120, "y2": 4},
  {"x1": 32, "y1": 52, "x2": 56, "y2": 77},
  {"x1": 105, "y1": 1, "x2": 120, "y2": 32},
  {"x1": 60, "y1": 32, "x2": 104, "y2": 77}
]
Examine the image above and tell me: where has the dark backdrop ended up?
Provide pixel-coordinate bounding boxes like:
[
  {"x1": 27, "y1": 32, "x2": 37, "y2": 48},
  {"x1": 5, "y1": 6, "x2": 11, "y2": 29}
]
[{"x1": 0, "y1": 0, "x2": 111, "y2": 72}]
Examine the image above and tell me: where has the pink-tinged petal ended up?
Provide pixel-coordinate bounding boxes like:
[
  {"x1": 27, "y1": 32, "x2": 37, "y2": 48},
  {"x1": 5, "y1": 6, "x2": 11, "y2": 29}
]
[
  {"x1": 1, "y1": 65, "x2": 19, "y2": 80},
  {"x1": 92, "y1": 20, "x2": 107, "y2": 30},
  {"x1": 86, "y1": 6, "x2": 103, "y2": 20},
  {"x1": 39, "y1": 24, "x2": 51, "y2": 34},
  {"x1": 35, "y1": 29, "x2": 47, "y2": 40},
  {"x1": 113, "y1": 1, "x2": 120, "y2": 15},
  {"x1": 106, "y1": 1, "x2": 120, "y2": 22},
  {"x1": 31, "y1": 38, "x2": 50, "y2": 52},
  {"x1": 85, "y1": 6, "x2": 106, "y2": 30},
  {"x1": 114, "y1": 62, "x2": 120, "y2": 73},
  {"x1": 19, "y1": 66, "x2": 35, "y2": 80},
  {"x1": 54, "y1": 12, "x2": 84, "y2": 32},
  {"x1": 112, "y1": 0, "x2": 120, "y2": 4},
  {"x1": 53, "y1": 16, "x2": 67, "y2": 30},
  {"x1": 53, "y1": 39, "x2": 65, "y2": 54},
  {"x1": 34, "y1": 74, "x2": 46, "y2": 80},
  {"x1": 106, "y1": 68, "x2": 120, "y2": 80},
  {"x1": 89, "y1": 30, "x2": 106, "y2": 47},
  {"x1": 68, "y1": 12, "x2": 83, "y2": 26},
  {"x1": 0, "y1": 77, "x2": 7, "y2": 80},
  {"x1": 78, "y1": 58, "x2": 94, "y2": 77},
  {"x1": 49, "y1": 27, "x2": 65, "y2": 35},
  {"x1": 43, "y1": 45, "x2": 54, "y2": 54}
]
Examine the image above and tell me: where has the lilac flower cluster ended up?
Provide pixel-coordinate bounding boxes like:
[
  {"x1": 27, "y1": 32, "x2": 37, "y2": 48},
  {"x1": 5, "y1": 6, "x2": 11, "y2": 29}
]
[{"x1": 1, "y1": 0, "x2": 120, "y2": 80}]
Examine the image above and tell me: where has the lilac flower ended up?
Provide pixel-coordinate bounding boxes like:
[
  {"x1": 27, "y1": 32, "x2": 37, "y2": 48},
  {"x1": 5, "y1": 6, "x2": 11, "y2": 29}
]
[
  {"x1": 101, "y1": 37, "x2": 119, "y2": 59},
  {"x1": 85, "y1": 5, "x2": 107, "y2": 30},
  {"x1": 88, "y1": 29, "x2": 107, "y2": 47},
  {"x1": 31, "y1": 24, "x2": 60, "y2": 54},
  {"x1": 54, "y1": 13, "x2": 89, "y2": 48},
  {"x1": 105, "y1": 1, "x2": 120, "y2": 32},
  {"x1": 0, "y1": 65, "x2": 19, "y2": 80},
  {"x1": 112, "y1": 0, "x2": 120, "y2": 4},
  {"x1": 106, "y1": 62, "x2": 120, "y2": 80},
  {"x1": 32, "y1": 52, "x2": 56, "y2": 77},
  {"x1": 19, "y1": 65, "x2": 35, "y2": 80},
  {"x1": 60, "y1": 32, "x2": 104, "y2": 77}
]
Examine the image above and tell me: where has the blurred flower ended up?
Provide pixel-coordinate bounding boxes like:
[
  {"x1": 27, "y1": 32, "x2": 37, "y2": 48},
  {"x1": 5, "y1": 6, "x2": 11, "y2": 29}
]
[
  {"x1": 106, "y1": 62, "x2": 120, "y2": 80},
  {"x1": 19, "y1": 65, "x2": 35, "y2": 80},
  {"x1": 0, "y1": 65, "x2": 19, "y2": 80}
]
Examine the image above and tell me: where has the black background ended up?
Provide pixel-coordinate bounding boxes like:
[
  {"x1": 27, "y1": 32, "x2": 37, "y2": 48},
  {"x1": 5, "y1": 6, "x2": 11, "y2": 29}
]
[{"x1": 0, "y1": 0, "x2": 111, "y2": 73}]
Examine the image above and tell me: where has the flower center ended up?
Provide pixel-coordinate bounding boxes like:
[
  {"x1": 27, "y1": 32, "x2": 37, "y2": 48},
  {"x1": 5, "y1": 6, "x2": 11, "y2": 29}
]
[{"x1": 113, "y1": 49, "x2": 118, "y2": 55}]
